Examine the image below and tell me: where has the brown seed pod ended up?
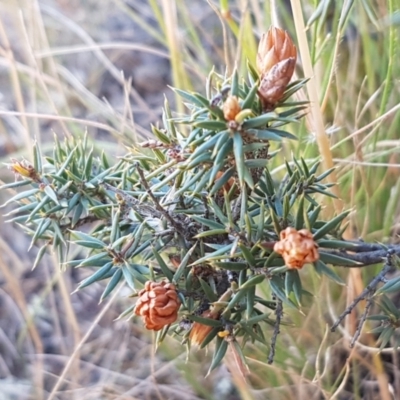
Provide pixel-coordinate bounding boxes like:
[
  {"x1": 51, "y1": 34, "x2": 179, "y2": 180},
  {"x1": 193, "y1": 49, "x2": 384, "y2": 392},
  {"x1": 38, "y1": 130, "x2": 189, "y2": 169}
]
[
  {"x1": 273, "y1": 227, "x2": 319, "y2": 269},
  {"x1": 134, "y1": 281, "x2": 181, "y2": 331}
]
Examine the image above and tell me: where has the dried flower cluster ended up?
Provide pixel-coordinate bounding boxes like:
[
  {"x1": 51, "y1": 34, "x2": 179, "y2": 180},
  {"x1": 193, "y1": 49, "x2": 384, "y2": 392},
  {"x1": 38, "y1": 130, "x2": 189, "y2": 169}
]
[
  {"x1": 274, "y1": 227, "x2": 319, "y2": 269},
  {"x1": 134, "y1": 281, "x2": 180, "y2": 331},
  {"x1": 190, "y1": 309, "x2": 219, "y2": 345},
  {"x1": 257, "y1": 27, "x2": 297, "y2": 110}
]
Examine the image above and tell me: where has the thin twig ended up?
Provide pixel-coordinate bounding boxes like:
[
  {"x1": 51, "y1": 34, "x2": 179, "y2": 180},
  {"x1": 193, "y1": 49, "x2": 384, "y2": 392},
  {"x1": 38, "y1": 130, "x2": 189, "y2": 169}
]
[
  {"x1": 202, "y1": 193, "x2": 209, "y2": 220},
  {"x1": 350, "y1": 290, "x2": 374, "y2": 348},
  {"x1": 60, "y1": 215, "x2": 100, "y2": 230},
  {"x1": 136, "y1": 163, "x2": 182, "y2": 231},
  {"x1": 102, "y1": 181, "x2": 161, "y2": 218},
  {"x1": 268, "y1": 297, "x2": 283, "y2": 364},
  {"x1": 331, "y1": 251, "x2": 394, "y2": 332},
  {"x1": 103, "y1": 173, "x2": 164, "y2": 218}
]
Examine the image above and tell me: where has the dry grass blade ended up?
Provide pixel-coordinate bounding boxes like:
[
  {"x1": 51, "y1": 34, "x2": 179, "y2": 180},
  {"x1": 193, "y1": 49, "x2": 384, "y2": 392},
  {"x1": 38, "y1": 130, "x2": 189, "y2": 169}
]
[
  {"x1": 47, "y1": 283, "x2": 123, "y2": 400},
  {"x1": 290, "y1": 0, "x2": 342, "y2": 213}
]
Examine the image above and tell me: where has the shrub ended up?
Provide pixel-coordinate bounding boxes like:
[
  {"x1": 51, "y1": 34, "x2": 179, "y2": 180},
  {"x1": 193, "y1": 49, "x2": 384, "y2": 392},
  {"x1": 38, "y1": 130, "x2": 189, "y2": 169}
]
[{"x1": 2, "y1": 27, "x2": 400, "y2": 378}]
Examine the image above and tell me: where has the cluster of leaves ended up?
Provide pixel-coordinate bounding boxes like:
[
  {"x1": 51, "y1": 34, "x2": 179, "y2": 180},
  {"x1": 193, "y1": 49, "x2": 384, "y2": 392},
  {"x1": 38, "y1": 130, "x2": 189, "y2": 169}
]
[
  {"x1": 0, "y1": 68, "x2": 372, "y2": 370},
  {"x1": 368, "y1": 294, "x2": 400, "y2": 351}
]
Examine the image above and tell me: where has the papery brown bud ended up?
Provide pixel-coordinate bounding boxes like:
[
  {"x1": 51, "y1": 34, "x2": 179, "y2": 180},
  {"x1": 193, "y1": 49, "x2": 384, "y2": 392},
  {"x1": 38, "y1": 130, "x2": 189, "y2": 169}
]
[
  {"x1": 256, "y1": 27, "x2": 297, "y2": 110},
  {"x1": 273, "y1": 227, "x2": 319, "y2": 269},
  {"x1": 134, "y1": 281, "x2": 180, "y2": 331},
  {"x1": 190, "y1": 310, "x2": 219, "y2": 346},
  {"x1": 223, "y1": 96, "x2": 241, "y2": 121},
  {"x1": 258, "y1": 58, "x2": 296, "y2": 109},
  {"x1": 257, "y1": 27, "x2": 297, "y2": 75}
]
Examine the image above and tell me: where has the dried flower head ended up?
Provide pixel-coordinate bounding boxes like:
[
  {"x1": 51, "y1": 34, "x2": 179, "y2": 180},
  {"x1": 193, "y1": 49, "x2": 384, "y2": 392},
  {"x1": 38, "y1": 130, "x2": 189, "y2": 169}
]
[
  {"x1": 256, "y1": 27, "x2": 297, "y2": 110},
  {"x1": 190, "y1": 309, "x2": 219, "y2": 346},
  {"x1": 134, "y1": 281, "x2": 180, "y2": 331},
  {"x1": 274, "y1": 227, "x2": 319, "y2": 269},
  {"x1": 7, "y1": 158, "x2": 41, "y2": 182},
  {"x1": 223, "y1": 95, "x2": 241, "y2": 121}
]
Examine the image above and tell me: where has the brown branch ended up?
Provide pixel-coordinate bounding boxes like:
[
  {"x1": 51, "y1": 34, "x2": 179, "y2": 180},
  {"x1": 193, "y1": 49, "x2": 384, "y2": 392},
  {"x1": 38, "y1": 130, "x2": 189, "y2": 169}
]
[
  {"x1": 342, "y1": 241, "x2": 386, "y2": 253},
  {"x1": 268, "y1": 298, "x2": 283, "y2": 364},
  {"x1": 331, "y1": 250, "x2": 394, "y2": 333},
  {"x1": 135, "y1": 163, "x2": 184, "y2": 234},
  {"x1": 350, "y1": 292, "x2": 374, "y2": 348},
  {"x1": 322, "y1": 245, "x2": 400, "y2": 267}
]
